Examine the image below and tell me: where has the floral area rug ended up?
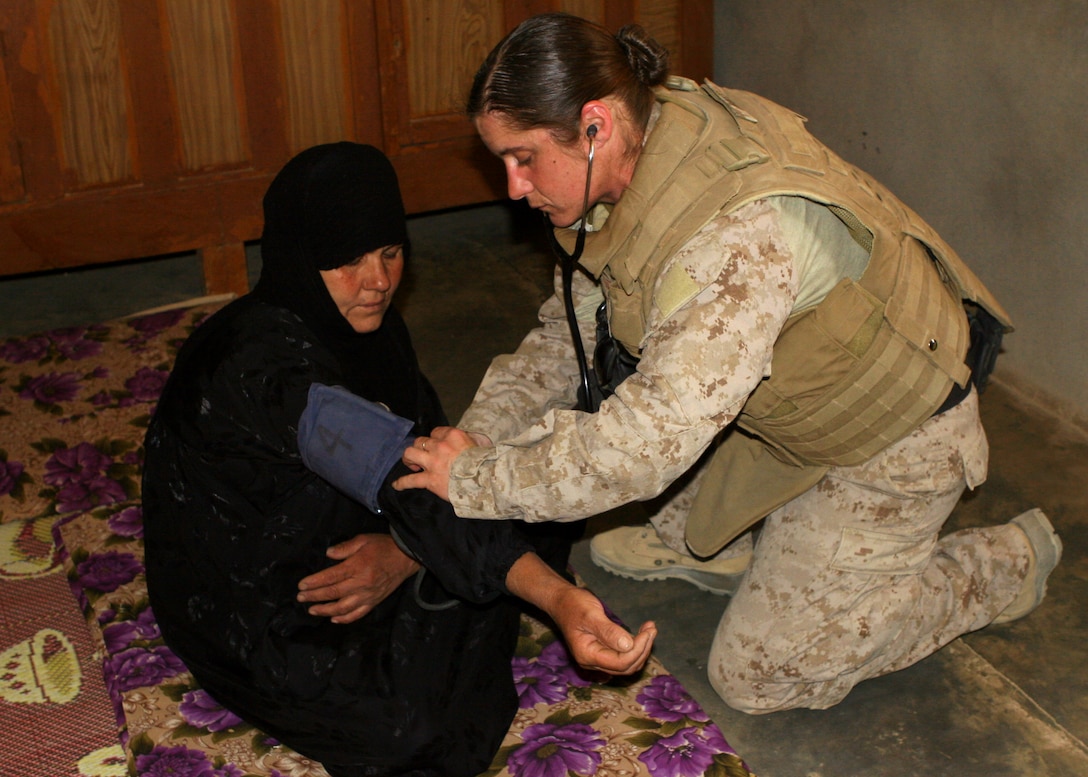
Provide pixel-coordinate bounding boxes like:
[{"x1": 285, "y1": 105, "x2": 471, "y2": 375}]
[
  {"x1": 1, "y1": 298, "x2": 755, "y2": 777},
  {"x1": 1, "y1": 299, "x2": 230, "y2": 777}
]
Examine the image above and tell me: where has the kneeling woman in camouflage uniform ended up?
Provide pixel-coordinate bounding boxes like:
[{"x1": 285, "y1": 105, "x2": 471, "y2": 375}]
[{"x1": 395, "y1": 13, "x2": 1060, "y2": 713}]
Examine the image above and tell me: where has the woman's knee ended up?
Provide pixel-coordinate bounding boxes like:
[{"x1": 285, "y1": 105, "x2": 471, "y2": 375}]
[
  {"x1": 707, "y1": 620, "x2": 787, "y2": 713},
  {"x1": 706, "y1": 655, "x2": 811, "y2": 714},
  {"x1": 707, "y1": 647, "x2": 849, "y2": 714},
  {"x1": 707, "y1": 661, "x2": 766, "y2": 714},
  {"x1": 707, "y1": 614, "x2": 850, "y2": 714}
]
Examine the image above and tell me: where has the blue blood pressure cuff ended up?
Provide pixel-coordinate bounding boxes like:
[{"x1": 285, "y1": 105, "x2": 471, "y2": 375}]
[{"x1": 297, "y1": 383, "x2": 416, "y2": 513}]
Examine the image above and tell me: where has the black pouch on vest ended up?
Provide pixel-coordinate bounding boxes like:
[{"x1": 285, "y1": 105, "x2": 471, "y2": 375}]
[
  {"x1": 964, "y1": 301, "x2": 1004, "y2": 392},
  {"x1": 934, "y1": 302, "x2": 1005, "y2": 415},
  {"x1": 592, "y1": 301, "x2": 641, "y2": 400}
]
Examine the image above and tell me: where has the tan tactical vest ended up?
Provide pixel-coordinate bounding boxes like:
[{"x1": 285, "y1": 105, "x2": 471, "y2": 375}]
[{"x1": 556, "y1": 78, "x2": 1012, "y2": 555}]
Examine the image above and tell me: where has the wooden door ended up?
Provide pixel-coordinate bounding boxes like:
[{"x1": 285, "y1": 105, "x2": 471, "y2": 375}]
[{"x1": 0, "y1": 0, "x2": 711, "y2": 294}]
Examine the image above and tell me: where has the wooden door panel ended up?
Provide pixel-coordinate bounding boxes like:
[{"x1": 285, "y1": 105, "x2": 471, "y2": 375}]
[
  {"x1": 3, "y1": 0, "x2": 68, "y2": 203},
  {"x1": 164, "y1": 0, "x2": 249, "y2": 172},
  {"x1": 280, "y1": 0, "x2": 351, "y2": 154},
  {"x1": 48, "y1": 0, "x2": 133, "y2": 188},
  {"x1": 117, "y1": 2, "x2": 183, "y2": 184},
  {"x1": 0, "y1": 42, "x2": 25, "y2": 204},
  {"x1": 404, "y1": 0, "x2": 502, "y2": 121}
]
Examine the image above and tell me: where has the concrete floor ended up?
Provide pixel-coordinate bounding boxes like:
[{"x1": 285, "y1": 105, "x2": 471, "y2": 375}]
[{"x1": 3, "y1": 202, "x2": 1086, "y2": 776}]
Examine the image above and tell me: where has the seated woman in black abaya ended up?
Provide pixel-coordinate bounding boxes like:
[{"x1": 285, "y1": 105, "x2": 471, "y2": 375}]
[{"x1": 141, "y1": 142, "x2": 656, "y2": 777}]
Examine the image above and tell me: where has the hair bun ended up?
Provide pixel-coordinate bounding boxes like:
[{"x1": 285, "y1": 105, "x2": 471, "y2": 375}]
[{"x1": 616, "y1": 24, "x2": 670, "y2": 87}]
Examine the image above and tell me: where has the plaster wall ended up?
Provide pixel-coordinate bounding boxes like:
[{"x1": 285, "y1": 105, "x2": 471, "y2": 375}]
[{"x1": 713, "y1": 0, "x2": 1088, "y2": 423}]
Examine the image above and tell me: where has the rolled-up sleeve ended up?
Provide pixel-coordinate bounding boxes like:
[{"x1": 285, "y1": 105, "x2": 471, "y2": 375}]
[
  {"x1": 458, "y1": 267, "x2": 601, "y2": 443},
  {"x1": 450, "y1": 199, "x2": 799, "y2": 522}
]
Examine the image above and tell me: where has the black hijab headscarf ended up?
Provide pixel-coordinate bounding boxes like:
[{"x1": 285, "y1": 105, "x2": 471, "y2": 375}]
[{"x1": 251, "y1": 142, "x2": 420, "y2": 420}]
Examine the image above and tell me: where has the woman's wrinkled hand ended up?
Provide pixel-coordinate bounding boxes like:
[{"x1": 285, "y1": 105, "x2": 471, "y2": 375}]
[
  {"x1": 297, "y1": 534, "x2": 419, "y2": 624},
  {"x1": 505, "y1": 552, "x2": 656, "y2": 675},
  {"x1": 550, "y1": 586, "x2": 657, "y2": 675}
]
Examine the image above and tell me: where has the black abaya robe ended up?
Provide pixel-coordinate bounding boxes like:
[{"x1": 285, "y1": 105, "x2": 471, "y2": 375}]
[
  {"x1": 143, "y1": 299, "x2": 573, "y2": 777},
  {"x1": 143, "y1": 143, "x2": 576, "y2": 776}
]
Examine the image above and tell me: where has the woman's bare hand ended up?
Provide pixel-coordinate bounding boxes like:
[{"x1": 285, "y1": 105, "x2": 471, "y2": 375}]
[{"x1": 297, "y1": 534, "x2": 419, "y2": 623}]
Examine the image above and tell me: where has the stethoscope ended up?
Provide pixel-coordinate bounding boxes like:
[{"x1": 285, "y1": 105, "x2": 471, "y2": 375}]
[{"x1": 547, "y1": 124, "x2": 605, "y2": 413}]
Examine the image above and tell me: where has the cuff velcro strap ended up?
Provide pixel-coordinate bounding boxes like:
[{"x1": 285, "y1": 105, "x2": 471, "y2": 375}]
[{"x1": 297, "y1": 383, "x2": 415, "y2": 513}]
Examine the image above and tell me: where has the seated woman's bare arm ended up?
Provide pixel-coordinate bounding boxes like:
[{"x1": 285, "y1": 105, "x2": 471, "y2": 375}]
[{"x1": 505, "y1": 552, "x2": 657, "y2": 675}]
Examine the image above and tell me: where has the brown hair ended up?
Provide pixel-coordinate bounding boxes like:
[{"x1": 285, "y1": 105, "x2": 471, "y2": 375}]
[{"x1": 467, "y1": 13, "x2": 669, "y2": 146}]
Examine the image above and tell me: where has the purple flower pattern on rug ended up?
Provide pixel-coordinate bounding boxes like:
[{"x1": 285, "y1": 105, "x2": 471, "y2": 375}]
[
  {"x1": 637, "y1": 675, "x2": 710, "y2": 723},
  {"x1": 639, "y1": 725, "x2": 731, "y2": 777},
  {"x1": 105, "y1": 644, "x2": 187, "y2": 694},
  {"x1": 88, "y1": 389, "x2": 112, "y2": 406},
  {"x1": 44, "y1": 442, "x2": 112, "y2": 487},
  {"x1": 1, "y1": 302, "x2": 219, "y2": 522},
  {"x1": 125, "y1": 309, "x2": 188, "y2": 352},
  {"x1": 136, "y1": 744, "x2": 216, "y2": 777},
  {"x1": 42, "y1": 442, "x2": 128, "y2": 513},
  {"x1": 76, "y1": 549, "x2": 143, "y2": 593},
  {"x1": 108, "y1": 504, "x2": 145, "y2": 537},
  {"x1": 513, "y1": 638, "x2": 595, "y2": 708},
  {"x1": 513, "y1": 657, "x2": 570, "y2": 708},
  {"x1": 103, "y1": 606, "x2": 161, "y2": 653},
  {"x1": 19, "y1": 371, "x2": 82, "y2": 404},
  {"x1": 0, "y1": 456, "x2": 25, "y2": 497},
  {"x1": 129, "y1": 309, "x2": 187, "y2": 335},
  {"x1": 536, "y1": 639, "x2": 593, "y2": 688},
  {"x1": 49, "y1": 326, "x2": 106, "y2": 361},
  {"x1": 0, "y1": 335, "x2": 50, "y2": 363},
  {"x1": 179, "y1": 689, "x2": 245, "y2": 732},
  {"x1": 125, "y1": 366, "x2": 170, "y2": 402},
  {"x1": 56, "y1": 475, "x2": 127, "y2": 513},
  {"x1": 508, "y1": 722, "x2": 604, "y2": 777},
  {"x1": 1, "y1": 326, "x2": 109, "y2": 365}
]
